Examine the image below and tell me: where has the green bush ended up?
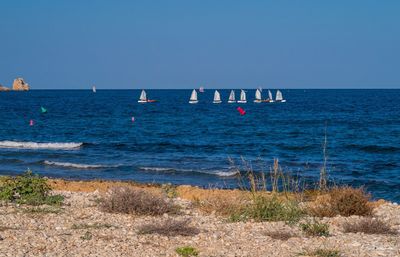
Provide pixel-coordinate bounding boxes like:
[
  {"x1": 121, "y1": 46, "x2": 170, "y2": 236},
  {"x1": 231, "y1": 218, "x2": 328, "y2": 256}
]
[
  {"x1": 300, "y1": 220, "x2": 330, "y2": 236},
  {"x1": 175, "y1": 246, "x2": 198, "y2": 257},
  {"x1": 230, "y1": 196, "x2": 304, "y2": 224},
  {"x1": 0, "y1": 170, "x2": 63, "y2": 206}
]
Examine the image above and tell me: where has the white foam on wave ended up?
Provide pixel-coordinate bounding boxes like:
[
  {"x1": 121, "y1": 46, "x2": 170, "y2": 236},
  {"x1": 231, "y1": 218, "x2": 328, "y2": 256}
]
[
  {"x1": 139, "y1": 166, "x2": 239, "y2": 177},
  {"x1": 0, "y1": 141, "x2": 83, "y2": 150},
  {"x1": 43, "y1": 160, "x2": 108, "y2": 169},
  {"x1": 214, "y1": 170, "x2": 240, "y2": 177}
]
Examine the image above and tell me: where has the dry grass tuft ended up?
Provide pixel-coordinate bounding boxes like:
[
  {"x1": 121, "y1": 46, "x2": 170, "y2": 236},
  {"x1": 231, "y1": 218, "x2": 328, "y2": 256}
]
[
  {"x1": 265, "y1": 230, "x2": 296, "y2": 241},
  {"x1": 138, "y1": 218, "x2": 200, "y2": 236},
  {"x1": 193, "y1": 194, "x2": 247, "y2": 216},
  {"x1": 99, "y1": 186, "x2": 179, "y2": 215},
  {"x1": 299, "y1": 220, "x2": 330, "y2": 237},
  {"x1": 342, "y1": 217, "x2": 397, "y2": 235},
  {"x1": 300, "y1": 248, "x2": 342, "y2": 257},
  {"x1": 308, "y1": 187, "x2": 373, "y2": 217}
]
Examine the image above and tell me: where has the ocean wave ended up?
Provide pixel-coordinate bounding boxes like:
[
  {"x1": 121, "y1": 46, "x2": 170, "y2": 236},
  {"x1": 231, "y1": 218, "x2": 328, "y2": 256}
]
[
  {"x1": 0, "y1": 141, "x2": 83, "y2": 150},
  {"x1": 139, "y1": 166, "x2": 239, "y2": 177},
  {"x1": 43, "y1": 160, "x2": 112, "y2": 169}
]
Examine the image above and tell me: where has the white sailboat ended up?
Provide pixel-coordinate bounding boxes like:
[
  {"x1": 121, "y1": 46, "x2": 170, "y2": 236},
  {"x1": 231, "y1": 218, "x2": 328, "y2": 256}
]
[
  {"x1": 265, "y1": 90, "x2": 274, "y2": 102},
  {"x1": 275, "y1": 90, "x2": 286, "y2": 102},
  {"x1": 189, "y1": 89, "x2": 198, "y2": 104},
  {"x1": 199, "y1": 86, "x2": 205, "y2": 93},
  {"x1": 213, "y1": 90, "x2": 222, "y2": 104},
  {"x1": 228, "y1": 90, "x2": 236, "y2": 103},
  {"x1": 237, "y1": 89, "x2": 247, "y2": 103},
  {"x1": 92, "y1": 85, "x2": 96, "y2": 93},
  {"x1": 138, "y1": 90, "x2": 147, "y2": 103},
  {"x1": 254, "y1": 89, "x2": 262, "y2": 103}
]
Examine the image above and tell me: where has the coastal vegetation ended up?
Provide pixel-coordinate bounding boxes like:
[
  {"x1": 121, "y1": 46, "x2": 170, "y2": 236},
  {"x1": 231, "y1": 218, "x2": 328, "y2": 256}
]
[
  {"x1": 175, "y1": 246, "x2": 199, "y2": 257},
  {"x1": 137, "y1": 218, "x2": 200, "y2": 236},
  {"x1": 342, "y1": 217, "x2": 398, "y2": 235},
  {"x1": 0, "y1": 170, "x2": 63, "y2": 206},
  {"x1": 98, "y1": 186, "x2": 179, "y2": 215}
]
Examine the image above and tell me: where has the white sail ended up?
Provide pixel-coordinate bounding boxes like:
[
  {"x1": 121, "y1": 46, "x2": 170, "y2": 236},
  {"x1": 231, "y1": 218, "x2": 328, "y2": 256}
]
[
  {"x1": 238, "y1": 89, "x2": 247, "y2": 103},
  {"x1": 228, "y1": 90, "x2": 236, "y2": 103},
  {"x1": 189, "y1": 89, "x2": 198, "y2": 103},
  {"x1": 276, "y1": 90, "x2": 283, "y2": 101},
  {"x1": 92, "y1": 85, "x2": 96, "y2": 93},
  {"x1": 213, "y1": 90, "x2": 221, "y2": 103},
  {"x1": 138, "y1": 90, "x2": 147, "y2": 102},
  {"x1": 255, "y1": 89, "x2": 262, "y2": 100},
  {"x1": 268, "y1": 90, "x2": 273, "y2": 100},
  {"x1": 199, "y1": 86, "x2": 204, "y2": 93}
]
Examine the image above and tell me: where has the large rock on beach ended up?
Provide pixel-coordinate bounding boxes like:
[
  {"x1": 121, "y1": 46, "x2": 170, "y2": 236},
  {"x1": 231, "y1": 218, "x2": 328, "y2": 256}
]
[{"x1": 12, "y1": 78, "x2": 30, "y2": 91}]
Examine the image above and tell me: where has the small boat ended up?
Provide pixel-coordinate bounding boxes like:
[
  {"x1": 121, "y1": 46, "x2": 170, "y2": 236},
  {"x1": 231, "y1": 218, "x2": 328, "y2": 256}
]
[
  {"x1": 92, "y1": 85, "x2": 96, "y2": 93},
  {"x1": 254, "y1": 89, "x2": 262, "y2": 103},
  {"x1": 213, "y1": 90, "x2": 222, "y2": 104},
  {"x1": 275, "y1": 90, "x2": 286, "y2": 102},
  {"x1": 189, "y1": 89, "x2": 198, "y2": 104},
  {"x1": 263, "y1": 90, "x2": 274, "y2": 102},
  {"x1": 138, "y1": 90, "x2": 147, "y2": 103},
  {"x1": 199, "y1": 86, "x2": 205, "y2": 93},
  {"x1": 228, "y1": 90, "x2": 236, "y2": 103},
  {"x1": 237, "y1": 89, "x2": 247, "y2": 103},
  {"x1": 138, "y1": 90, "x2": 157, "y2": 103}
]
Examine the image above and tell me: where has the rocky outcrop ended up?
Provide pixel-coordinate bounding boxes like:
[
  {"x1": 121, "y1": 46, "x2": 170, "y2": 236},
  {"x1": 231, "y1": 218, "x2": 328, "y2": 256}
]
[
  {"x1": 12, "y1": 78, "x2": 30, "y2": 91},
  {"x1": 0, "y1": 84, "x2": 10, "y2": 91}
]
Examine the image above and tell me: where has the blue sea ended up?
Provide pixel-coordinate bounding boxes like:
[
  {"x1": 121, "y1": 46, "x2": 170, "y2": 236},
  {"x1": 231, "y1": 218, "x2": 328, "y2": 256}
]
[{"x1": 0, "y1": 89, "x2": 399, "y2": 202}]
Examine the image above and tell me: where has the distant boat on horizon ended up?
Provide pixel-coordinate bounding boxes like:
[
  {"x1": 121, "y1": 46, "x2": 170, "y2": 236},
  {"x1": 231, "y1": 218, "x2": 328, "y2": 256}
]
[
  {"x1": 199, "y1": 86, "x2": 205, "y2": 93},
  {"x1": 138, "y1": 89, "x2": 157, "y2": 103},
  {"x1": 228, "y1": 90, "x2": 236, "y2": 103},
  {"x1": 213, "y1": 90, "x2": 221, "y2": 104},
  {"x1": 237, "y1": 89, "x2": 247, "y2": 103},
  {"x1": 275, "y1": 90, "x2": 286, "y2": 102},
  {"x1": 262, "y1": 90, "x2": 274, "y2": 103},
  {"x1": 189, "y1": 89, "x2": 198, "y2": 104},
  {"x1": 254, "y1": 89, "x2": 262, "y2": 103},
  {"x1": 92, "y1": 85, "x2": 96, "y2": 93}
]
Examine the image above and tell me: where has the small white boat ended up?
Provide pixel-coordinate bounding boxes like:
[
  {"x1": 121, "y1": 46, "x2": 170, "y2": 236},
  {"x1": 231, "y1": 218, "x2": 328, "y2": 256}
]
[
  {"x1": 92, "y1": 85, "x2": 96, "y2": 93},
  {"x1": 199, "y1": 86, "x2": 205, "y2": 93},
  {"x1": 189, "y1": 89, "x2": 198, "y2": 104},
  {"x1": 237, "y1": 89, "x2": 247, "y2": 103},
  {"x1": 213, "y1": 90, "x2": 222, "y2": 104},
  {"x1": 254, "y1": 89, "x2": 262, "y2": 103},
  {"x1": 263, "y1": 90, "x2": 274, "y2": 102},
  {"x1": 275, "y1": 90, "x2": 286, "y2": 102},
  {"x1": 138, "y1": 90, "x2": 147, "y2": 103},
  {"x1": 228, "y1": 90, "x2": 236, "y2": 103}
]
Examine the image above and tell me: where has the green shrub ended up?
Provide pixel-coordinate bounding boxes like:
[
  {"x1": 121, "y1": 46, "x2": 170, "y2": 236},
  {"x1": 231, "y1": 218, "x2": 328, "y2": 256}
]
[
  {"x1": 0, "y1": 170, "x2": 63, "y2": 206},
  {"x1": 230, "y1": 196, "x2": 304, "y2": 224},
  {"x1": 300, "y1": 220, "x2": 330, "y2": 236},
  {"x1": 175, "y1": 246, "x2": 198, "y2": 257},
  {"x1": 299, "y1": 248, "x2": 341, "y2": 257}
]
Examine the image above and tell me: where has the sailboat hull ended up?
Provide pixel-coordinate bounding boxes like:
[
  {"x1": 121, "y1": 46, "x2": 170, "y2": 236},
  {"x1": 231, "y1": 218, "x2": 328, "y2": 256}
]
[
  {"x1": 253, "y1": 100, "x2": 262, "y2": 103},
  {"x1": 138, "y1": 100, "x2": 147, "y2": 103},
  {"x1": 228, "y1": 100, "x2": 236, "y2": 103},
  {"x1": 237, "y1": 100, "x2": 247, "y2": 103},
  {"x1": 213, "y1": 101, "x2": 222, "y2": 104},
  {"x1": 189, "y1": 100, "x2": 198, "y2": 104}
]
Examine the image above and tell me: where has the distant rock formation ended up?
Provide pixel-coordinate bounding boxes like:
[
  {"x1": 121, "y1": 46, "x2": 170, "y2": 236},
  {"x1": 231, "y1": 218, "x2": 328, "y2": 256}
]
[
  {"x1": 0, "y1": 84, "x2": 10, "y2": 91},
  {"x1": 12, "y1": 78, "x2": 30, "y2": 91}
]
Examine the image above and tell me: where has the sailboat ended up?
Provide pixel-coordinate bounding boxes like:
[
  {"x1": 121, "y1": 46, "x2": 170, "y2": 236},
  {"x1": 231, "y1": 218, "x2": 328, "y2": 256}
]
[
  {"x1": 228, "y1": 90, "x2": 236, "y2": 103},
  {"x1": 237, "y1": 89, "x2": 247, "y2": 103},
  {"x1": 263, "y1": 90, "x2": 274, "y2": 102},
  {"x1": 254, "y1": 89, "x2": 262, "y2": 103},
  {"x1": 199, "y1": 86, "x2": 205, "y2": 93},
  {"x1": 275, "y1": 90, "x2": 286, "y2": 102},
  {"x1": 138, "y1": 90, "x2": 147, "y2": 103},
  {"x1": 213, "y1": 90, "x2": 222, "y2": 104},
  {"x1": 189, "y1": 89, "x2": 198, "y2": 104},
  {"x1": 92, "y1": 85, "x2": 96, "y2": 93}
]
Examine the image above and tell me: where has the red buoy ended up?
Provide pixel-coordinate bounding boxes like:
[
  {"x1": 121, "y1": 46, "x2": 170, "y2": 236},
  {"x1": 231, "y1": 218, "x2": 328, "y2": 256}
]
[{"x1": 237, "y1": 107, "x2": 246, "y2": 115}]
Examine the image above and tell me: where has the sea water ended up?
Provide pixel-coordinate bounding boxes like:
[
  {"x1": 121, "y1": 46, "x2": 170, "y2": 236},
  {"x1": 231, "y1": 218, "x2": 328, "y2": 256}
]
[{"x1": 0, "y1": 89, "x2": 399, "y2": 202}]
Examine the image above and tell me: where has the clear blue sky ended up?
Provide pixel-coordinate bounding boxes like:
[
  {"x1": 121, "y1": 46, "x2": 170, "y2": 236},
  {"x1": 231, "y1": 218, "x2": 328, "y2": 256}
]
[{"x1": 0, "y1": 0, "x2": 399, "y2": 89}]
